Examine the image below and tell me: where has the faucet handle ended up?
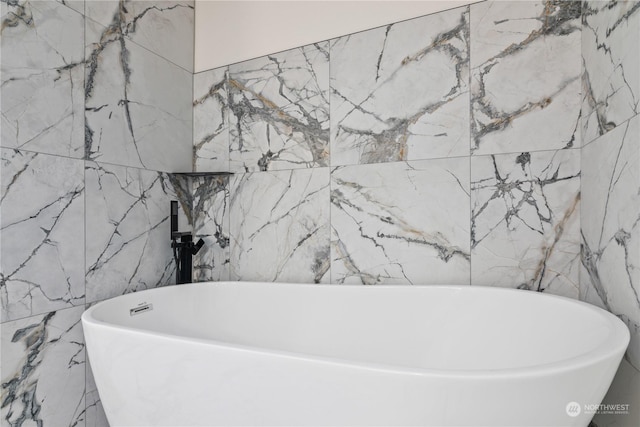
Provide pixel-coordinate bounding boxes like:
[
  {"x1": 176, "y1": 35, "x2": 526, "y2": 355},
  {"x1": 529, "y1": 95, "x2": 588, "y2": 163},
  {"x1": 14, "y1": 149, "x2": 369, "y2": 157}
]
[{"x1": 192, "y1": 238, "x2": 205, "y2": 255}]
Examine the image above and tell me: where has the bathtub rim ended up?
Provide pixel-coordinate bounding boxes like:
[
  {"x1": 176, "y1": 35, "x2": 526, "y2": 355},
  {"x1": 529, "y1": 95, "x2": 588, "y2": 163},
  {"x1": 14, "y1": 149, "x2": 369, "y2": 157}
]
[{"x1": 82, "y1": 281, "x2": 630, "y2": 380}]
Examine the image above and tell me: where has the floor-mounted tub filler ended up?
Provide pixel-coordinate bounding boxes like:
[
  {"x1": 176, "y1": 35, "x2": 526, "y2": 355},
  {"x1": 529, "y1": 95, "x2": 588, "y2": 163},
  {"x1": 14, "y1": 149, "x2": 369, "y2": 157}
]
[{"x1": 82, "y1": 282, "x2": 629, "y2": 427}]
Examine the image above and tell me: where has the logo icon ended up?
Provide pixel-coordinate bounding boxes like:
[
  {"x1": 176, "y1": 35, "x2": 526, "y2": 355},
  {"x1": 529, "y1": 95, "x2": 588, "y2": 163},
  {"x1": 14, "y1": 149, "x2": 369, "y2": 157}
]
[{"x1": 566, "y1": 402, "x2": 581, "y2": 417}]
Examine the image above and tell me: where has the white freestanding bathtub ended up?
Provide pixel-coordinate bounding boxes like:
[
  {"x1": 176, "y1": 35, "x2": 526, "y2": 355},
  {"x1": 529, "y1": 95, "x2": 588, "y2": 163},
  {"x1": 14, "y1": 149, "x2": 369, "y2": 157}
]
[{"x1": 82, "y1": 282, "x2": 629, "y2": 427}]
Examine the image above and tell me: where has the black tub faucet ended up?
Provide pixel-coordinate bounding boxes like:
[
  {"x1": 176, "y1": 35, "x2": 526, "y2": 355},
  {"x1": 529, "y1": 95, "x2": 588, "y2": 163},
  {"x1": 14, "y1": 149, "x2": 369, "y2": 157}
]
[{"x1": 170, "y1": 201, "x2": 204, "y2": 284}]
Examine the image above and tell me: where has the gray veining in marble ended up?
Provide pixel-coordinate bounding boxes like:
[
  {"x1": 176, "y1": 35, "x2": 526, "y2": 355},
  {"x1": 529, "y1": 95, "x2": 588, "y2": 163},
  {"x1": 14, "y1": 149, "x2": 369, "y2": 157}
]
[
  {"x1": 581, "y1": 115, "x2": 640, "y2": 370},
  {"x1": 1, "y1": 0, "x2": 85, "y2": 159},
  {"x1": 85, "y1": 16, "x2": 192, "y2": 172},
  {"x1": 470, "y1": 1, "x2": 582, "y2": 155},
  {"x1": 192, "y1": 175, "x2": 230, "y2": 282},
  {"x1": 84, "y1": 0, "x2": 195, "y2": 72},
  {"x1": 582, "y1": 0, "x2": 640, "y2": 144},
  {"x1": 1, "y1": 306, "x2": 85, "y2": 427},
  {"x1": 330, "y1": 7, "x2": 470, "y2": 166},
  {"x1": 331, "y1": 158, "x2": 471, "y2": 285},
  {"x1": 1, "y1": 149, "x2": 85, "y2": 322},
  {"x1": 228, "y1": 43, "x2": 330, "y2": 172},
  {"x1": 471, "y1": 149, "x2": 581, "y2": 298},
  {"x1": 85, "y1": 162, "x2": 185, "y2": 303},
  {"x1": 229, "y1": 168, "x2": 330, "y2": 282},
  {"x1": 193, "y1": 67, "x2": 230, "y2": 172}
]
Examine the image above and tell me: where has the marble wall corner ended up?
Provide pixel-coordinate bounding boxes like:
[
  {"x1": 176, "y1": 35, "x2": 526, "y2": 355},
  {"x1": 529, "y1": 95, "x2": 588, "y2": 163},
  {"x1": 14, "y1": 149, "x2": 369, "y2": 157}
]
[
  {"x1": 581, "y1": 115, "x2": 640, "y2": 369},
  {"x1": 229, "y1": 168, "x2": 330, "y2": 283},
  {"x1": 1, "y1": 0, "x2": 85, "y2": 159},
  {"x1": 330, "y1": 6, "x2": 470, "y2": 166},
  {"x1": 1, "y1": 305, "x2": 86, "y2": 427},
  {"x1": 193, "y1": 67, "x2": 230, "y2": 172},
  {"x1": 84, "y1": 0, "x2": 195, "y2": 72},
  {"x1": 1, "y1": 149, "x2": 85, "y2": 322},
  {"x1": 192, "y1": 175, "x2": 230, "y2": 282},
  {"x1": 471, "y1": 149, "x2": 581, "y2": 298},
  {"x1": 331, "y1": 158, "x2": 471, "y2": 285},
  {"x1": 470, "y1": 1, "x2": 582, "y2": 155},
  {"x1": 85, "y1": 162, "x2": 187, "y2": 303},
  {"x1": 228, "y1": 43, "x2": 330, "y2": 173},
  {"x1": 84, "y1": 17, "x2": 192, "y2": 172},
  {"x1": 582, "y1": 0, "x2": 640, "y2": 146}
]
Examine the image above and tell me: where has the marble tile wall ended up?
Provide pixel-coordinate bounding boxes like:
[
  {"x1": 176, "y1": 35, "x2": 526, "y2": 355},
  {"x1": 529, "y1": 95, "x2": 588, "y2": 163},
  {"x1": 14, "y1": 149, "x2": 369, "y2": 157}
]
[
  {"x1": 471, "y1": 150, "x2": 581, "y2": 298},
  {"x1": 193, "y1": 68, "x2": 228, "y2": 172},
  {"x1": 1, "y1": 0, "x2": 85, "y2": 159},
  {"x1": 192, "y1": 175, "x2": 230, "y2": 282},
  {"x1": 330, "y1": 8, "x2": 470, "y2": 165},
  {"x1": 84, "y1": 2, "x2": 193, "y2": 172},
  {"x1": 1, "y1": 1, "x2": 194, "y2": 426},
  {"x1": 582, "y1": 0, "x2": 640, "y2": 145},
  {"x1": 194, "y1": 1, "x2": 584, "y2": 293},
  {"x1": 470, "y1": 1, "x2": 583, "y2": 154},
  {"x1": 331, "y1": 159, "x2": 470, "y2": 285},
  {"x1": 228, "y1": 43, "x2": 330, "y2": 172},
  {"x1": 229, "y1": 168, "x2": 331, "y2": 283},
  {"x1": 580, "y1": 2, "x2": 640, "y2": 425},
  {"x1": 85, "y1": 162, "x2": 189, "y2": 303}
]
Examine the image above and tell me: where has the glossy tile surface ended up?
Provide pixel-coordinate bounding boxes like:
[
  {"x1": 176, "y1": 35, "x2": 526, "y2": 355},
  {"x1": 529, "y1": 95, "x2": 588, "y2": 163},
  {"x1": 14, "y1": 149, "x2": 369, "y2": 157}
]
[
  {"x1": 470, "y1": 1, "x2": 582, "y2": 155},
  {"x1": 330, "y1": 7, "x2": 470, "y2": 166},
  {"x1": 192, "y1": 175, "x2": 231, "y2": 282},
  {"x1": 1, "y1": 0, "x2": 85, "y2": 158},
  {"x1": 471, "y1": 150, "x2": 581, "y2": 297},
  {"x1": 85, "y1": 162, "x2": 185, "y2": 302},
  {"x1": 193, "y1": 67, "x2": 229, "y2": 172},
  {"x1": 1, "y1": 150, "x2": 85, "y2": 322},
  {"x1": 229, "y1": 168, "x2": 330, "y2": 282},
  {"x1": 85, "y1": 18, "x2": 192, "y2": 172},
  {"x1": 581, "y1": 116, "x2": 640, "y2": 369},
  {"x1": 84, "y1": 0, "x2": 195, "y2": 71},
  {"x1": 1, "y1": 306, "x2": 86, "y2": 427},
  {"x1": 582, "y1": 0, "x2": 640, "y2": 144},
  {"x1": 331, "y1": 158, "x2": 471, "y2": 285},
  {"x1": 229, "y1": 43, "x2": 330, "y2": 172}
]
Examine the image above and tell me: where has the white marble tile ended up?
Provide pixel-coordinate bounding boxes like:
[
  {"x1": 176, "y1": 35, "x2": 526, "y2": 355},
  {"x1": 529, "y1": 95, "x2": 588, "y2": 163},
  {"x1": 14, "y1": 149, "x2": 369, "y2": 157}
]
[
  {"x1": 85, "y1": 162, "x2": 185, "y2": 303},
  {"x1": 470, "y1": 1, "x2": 582, "y2": 155},
  {"x1": 228, "y1": 43, "x2": 330, "y2": 172},
  {"x1": 192, "y1": 175, "x2": 230, "y2": 282},
  {"x1": 581, "y1": 115, "x2": 640, "y2": 369},
  {"x1": 330, "y1": 7, "x2": 470, "y2": 166},
  {"x1": 193, "y1": 67, "x2": 229, "y2": 172},
  {"x1": 229, "y1": 168, "x2": 330, "y2": 283},
  {"x1": 1, "y1": 0, "x2": 85, "y2": 159},
  {"x1": 1, "y1": 306, "x2": 85, "y2": 427},
  {"x1": 85, "y1": 18, "x2": 192, "y2": 172},
  {"x1": 471, "y1": 149, "x2": 581, "y2": 298},
  {"x1": 331, "y1": 158, "x2": 470, "y2": 285},
  {"x1": 582, "y1": 0, "x2": 640, "y2": 145},
  {"x1": 84, "y1": 0, "x2": 194, "y2": 71},
  {"x1": 1, "y1": 149, "x2": 85, "y2": 322}
]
